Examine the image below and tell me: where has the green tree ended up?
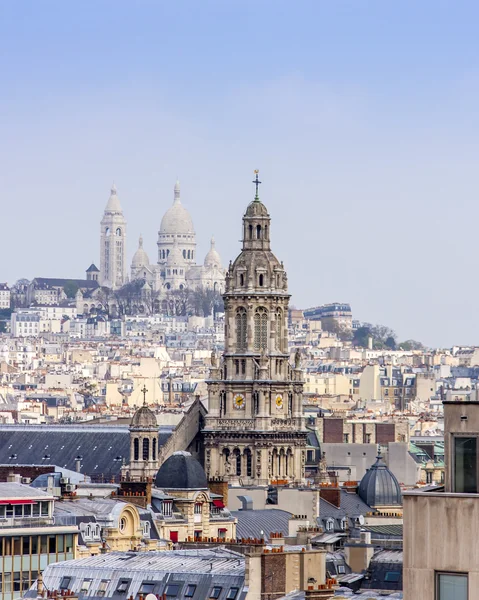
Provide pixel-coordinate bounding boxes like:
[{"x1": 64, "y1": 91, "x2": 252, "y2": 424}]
[
  {"x1": 63, "y1": 280, "x2": 79, "y2": 298},
  {"x1": 398, "y1": 339, "x2": 425, "y2": 351},
  {"x1": 353, "y1": 326, "x2": 372, "y2": 347},
  {"x1": 385, "y1": 336, "x2": 397, "y2": 350}
]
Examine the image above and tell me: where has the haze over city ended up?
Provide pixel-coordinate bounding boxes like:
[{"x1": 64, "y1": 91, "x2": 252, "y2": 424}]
[{"x1": 1, "y1": 1, "x2": 479, "y2": 346}]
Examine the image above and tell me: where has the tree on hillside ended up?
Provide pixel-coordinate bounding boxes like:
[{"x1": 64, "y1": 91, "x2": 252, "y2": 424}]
[
  {"x1": 63, "y1": 280, "x2": 79, "y2": 298},
  {"x1": 352, "y1": 326, "x2": 372, "y2": 347},
  {"x1": 398, "y1": 339, "x2": 425, "y2": 351}
]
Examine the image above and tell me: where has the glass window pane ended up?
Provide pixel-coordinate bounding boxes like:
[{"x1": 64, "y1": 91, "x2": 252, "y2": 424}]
[
  {"x1": 454, "y1": 437, "x2": 477, "y2": 493},
  {"x1": 438, "y1": 573, "x2": 467, "y2": 600}
]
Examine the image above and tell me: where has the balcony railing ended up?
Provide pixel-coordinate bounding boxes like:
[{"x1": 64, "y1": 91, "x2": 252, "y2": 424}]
[{"x1": 0, "y1": 516, "x2": 54, "y2": 528}]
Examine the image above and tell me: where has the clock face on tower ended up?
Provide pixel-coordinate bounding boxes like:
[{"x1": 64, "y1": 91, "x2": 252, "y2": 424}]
[
  {"x1": 275, "y1": 394, "x2": 284, "y2": 410},
  {"x1": 234, "y1": 394, "x2": 245, "y2": 410}
]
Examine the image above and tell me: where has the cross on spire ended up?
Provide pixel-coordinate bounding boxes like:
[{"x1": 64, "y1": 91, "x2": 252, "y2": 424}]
[
  {"x1": 141, "y1": 385, "x2": 148, "y2": 406},
  {"x1": 252, "y1": 170, "x2": 261, "y2": 200}
]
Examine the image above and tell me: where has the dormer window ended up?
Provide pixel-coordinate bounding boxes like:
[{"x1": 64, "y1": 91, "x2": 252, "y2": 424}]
[
  {"x1": 162, "y1": 501, "x2": 172, "y2": 516},
  {"x1": 325, "y1": 519, "x2": 334, "y2": 531}
]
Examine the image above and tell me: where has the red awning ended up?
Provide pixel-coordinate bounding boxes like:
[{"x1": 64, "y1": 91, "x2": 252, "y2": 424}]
[
  {"x1": 213, "y1": 500, "x2": 225, "y2": 508},
  {"x1": 0, "y1": 500, "x2": 35, "y2": 505},
  {"x1": 218, "y1": 528, "x2": 227, "y2": 533}
]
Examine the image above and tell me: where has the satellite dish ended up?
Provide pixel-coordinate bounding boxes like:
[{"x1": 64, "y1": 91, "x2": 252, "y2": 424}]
[
  {"x1": 358, "y1": 515, "x2": 365, "y2": 525},
  {"x1": 145, "y1": 594, "x2": 157, "y2": 600}
]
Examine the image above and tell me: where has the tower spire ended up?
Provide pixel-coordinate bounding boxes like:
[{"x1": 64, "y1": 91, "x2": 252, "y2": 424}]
[
  {"x1": 174, "y1": 179, "x2": 181, "y2": 203},
  {"x1": 252, "y1": 170, "x2": 261, "y2": 200}
]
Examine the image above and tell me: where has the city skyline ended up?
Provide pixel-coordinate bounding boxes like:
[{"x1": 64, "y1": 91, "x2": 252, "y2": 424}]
[{"x1": 2, "y1": 1, "x2": 479, "y2": 347}]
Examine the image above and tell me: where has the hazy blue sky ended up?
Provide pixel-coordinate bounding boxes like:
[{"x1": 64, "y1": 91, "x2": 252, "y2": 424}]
[{"x1": 1, "y1": 1, "x2": 478, "y2": 347}]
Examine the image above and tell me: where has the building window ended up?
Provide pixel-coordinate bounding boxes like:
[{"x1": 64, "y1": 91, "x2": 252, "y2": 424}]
[
  {"x1": 384, "y1": 572, "x2": 401, "y2": 582},
  {"x1": 134, "y1": 438, "x2": 139, "y2": 461},
  {"x1": 436, "y1": 573, "x2": 467, "y2": 600},
  {"x1": 162, "y1": 501, "x2": 172, "y2": 516},
  {"x1": 97, "y1": 580, "x2": 110, "y2": 596},
  {"x1": 194, "y1": 503, "x2": 202, "y2": 515},
  {"x1": 152, "y1": 438, "x2": 157, "y2": 460},
  {"x1": 325, "y1": 519, "x2": 334, "y2": 531},
  {"x1": 343, "y1": 434, "x2": 349, "y2": 443},
  {"x1": 165, "y1": 584, "x2": 180, "y2": 597},
  {"x1": 139, "y1": 582, "x2": 156, "y2": 595},
  {"x1": 235, "y1": 308, "x2": 247, "y2": 350},
  {"x1": 226, "y1": 589, "x2": 239, "y2": 600},
  {"x1": 276, "y1": 309, "x2": 283, "y2": 350},
  {"x1": 234, "y1": 449, "x2": 241, "y2": 476},
  {"x1": 143, "y1": 438, "x2": 150, "y2": 461},
  {"x1": 116, "y1": 580, "x2": 130, "y2": 593},
  {"x1": 59, "y1": 577, "x2": 71, "y2": 591},
  {"x1": 426, "y1": 471, "x2": 433, "y2": 484},
  {"x1": 245, "y1": 449, "x2": 252, "y2": 477},
  {"x1": 185, "y1": 585, "x2": 197, "y2": 598},
  {"x1": 80, "y1": 579, "x2": 92, "y2": 593},
  {"x1": 210, "y1": 587, "x2": 222, "y2": 599},
  {"x1": 254, "y1": 307, "x2": 268, "y2": 351},
  {"x1": 454, "y1": 437, "x2": 477, "y2": 493}
]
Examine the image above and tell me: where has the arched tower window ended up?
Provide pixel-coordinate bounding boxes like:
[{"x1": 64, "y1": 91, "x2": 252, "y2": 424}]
[
  {"x1": 239, "y1": 273, "x2": 244, "y2": 286},
  {"x1": 234, "y1": 449, "x2": 241, "y2": 476},
  {"x1": 245, "y1": 449, "x2": 252, "y2": 477},
  {"x1": 105, "y1": 227, "x2": 110, "y2": 236},
  {"x1": 249, "y1": 224, "x2": 253, "y2": 239},
  {"x1": 256, "y1": 224, "x2": 262, "y2": 239},
  {"x1": 254, "y1": 307, "x2": 268, "y2": 351},
  {"x1": 264, "y1": 225, "x2": 268, "y2": 240},
  {"x1": 276, "y1": 309, "x2": 283, "y2": 351},
  {"x1": 142, "y1": 438, "x2": 149, "y2": 461},
  {"x1": 152, "y1": 438, "x2": 157, "y2": 461},
  {"x1": 134, "y1": 438, "x2": 139, "y2": 461},
  {"x1": 259, "y1": 274, "x2": 264, "y2": 287},
  {"x1": 116, "y1": 228, "x2": 122, "y2": 236},
  {"x1": 183, "y1": 250, "x2": 186, "y2": 258},
  {"x1": 236, "y1": 308, "x2": 247, "y2": 350},
  {"x1": 188, "y1": 250, "x2": 191, "y2": 259}
]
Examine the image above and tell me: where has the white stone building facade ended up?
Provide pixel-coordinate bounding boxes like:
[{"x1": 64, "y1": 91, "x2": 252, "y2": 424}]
[{"x1": 130, "y1": 181, "x2": 226, "y2": 295}]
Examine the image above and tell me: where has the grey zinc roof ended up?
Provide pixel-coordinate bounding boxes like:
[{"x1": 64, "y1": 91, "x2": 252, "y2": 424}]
[
  {"x1": 0, "y1": 482, "x2": 54, "y2": 500},
  {"x1": 26, "y1": 549, "x2": 246, "y2": 600},
  {"x1": 0, "y1": 425, "x2": 172, "y2": 478},
  {"x1": 230, "y1": 509, "x2": 292, "y2": 540},
  {"x1": 155, "y1": 452, "x2": 208, "y2": 490},
  {"x1": 319, "y1": 489, "x2": 372, "y2": 528}
]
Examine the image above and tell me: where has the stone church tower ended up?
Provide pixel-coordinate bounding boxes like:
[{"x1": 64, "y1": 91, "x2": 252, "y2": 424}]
[
  {"x1": 203, "y1": 173, "x2": 307, "y2": 485},
  {"x1": 122, "y1": 393, "x2": 160, "y2": 481},
  {"x1": 100, "y1": 183, "x2": 127, "y2": 289}
]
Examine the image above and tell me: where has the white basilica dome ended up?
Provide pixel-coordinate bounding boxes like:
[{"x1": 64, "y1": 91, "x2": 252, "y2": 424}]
[
  {"x1": 204, "y1": 237, "x2": 222, "y2": 269},
  {"x1": 160, "y1": 180, "x2": 195, "y2": 235},
  {"x1": 131, "y1": 235, "x2": 150, "y2": 267}
]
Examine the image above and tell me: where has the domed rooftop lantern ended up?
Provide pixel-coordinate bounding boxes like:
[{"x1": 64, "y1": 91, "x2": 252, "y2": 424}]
[{"x1": 358, "y1": 447, "x2": 402, "y2": 509}]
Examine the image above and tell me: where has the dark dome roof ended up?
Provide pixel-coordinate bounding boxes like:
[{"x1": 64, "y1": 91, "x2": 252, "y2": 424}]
[
  {"x1": 131, "y1": 405, "x2": 157, "y2": 428},
  {"x1": 155, "y1": 451, "x2": 208, "y2": 490},
  {"x1": 358, "y1": 452, "x2": 402, "y2": 508}
]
